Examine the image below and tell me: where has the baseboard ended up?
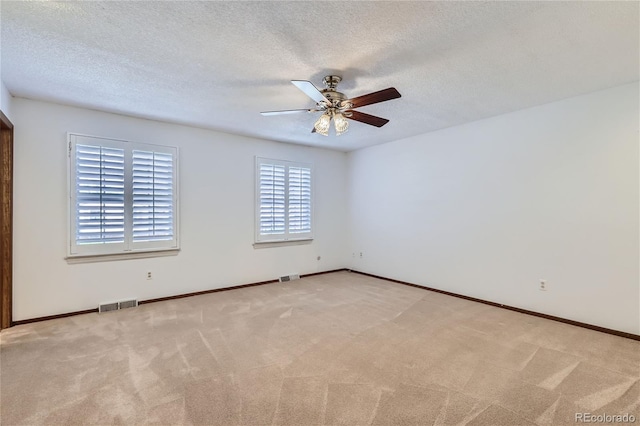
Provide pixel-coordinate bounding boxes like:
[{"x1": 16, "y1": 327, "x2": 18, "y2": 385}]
[
  {"x1": 10, "y1": 268, "x2": 637, "y2": 341},
  {"x1": 138, "y1": 279, "x2": 280, "y2": 305},
  {"x1": 140, "y1": 268, "x2": 348, "y2": 304},
  {"x1": 9, "y1": 268, "x2": 349, "y2": 327},
  {"x1": 300, "y1": 268, "x2": 349, "y2": 278},
  {"x1": 349, "y1": 269, "x2": 640, "y2": 341},
  {"x1": 11, "y1": 308, "x2": 98, "y2": 326}
]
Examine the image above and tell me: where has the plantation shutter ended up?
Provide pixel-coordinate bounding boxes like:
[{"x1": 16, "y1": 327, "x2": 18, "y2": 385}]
[
  {"x1": 256, "y1": 158, "x2": 312, "y2": 242},
  {"x1": 258, "y1": 163, "x2": 286, "y2": 236},
  {"x1": 69, "y1": 134, "x2": 179, "y2": 257},
  {"x1": 132, "y1": 150, "x2": 174, "y2": 242},
  {"x1": 75, "y1": 144, "x2": 125, "y2": 245},
  {"x1": 288, "y1": 166, "x2": 311, "y2": 234}
]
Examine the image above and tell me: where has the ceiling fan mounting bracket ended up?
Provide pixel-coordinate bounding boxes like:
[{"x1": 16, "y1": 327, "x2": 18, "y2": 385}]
[{"x1": 322, "y1": 75, "x2": 342, "y2": 90}]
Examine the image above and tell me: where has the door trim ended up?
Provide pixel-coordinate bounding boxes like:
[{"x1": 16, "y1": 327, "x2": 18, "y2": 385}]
[{"x1": 1, "y1": 110, "x2": 14, "y2": 329}]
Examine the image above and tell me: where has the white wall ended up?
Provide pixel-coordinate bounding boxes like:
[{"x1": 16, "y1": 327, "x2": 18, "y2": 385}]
[
  {"x1": 348, "y1": 82, "x2": 640, "y2": 334},
  {"x1": 1, "y1": 80, "x2": 13, "y2": 121},
  {"x1": 12, "y1": 98, "x2": 348, "y2": 320},
  {"x1": 11, "y1": 82, "x2": 640, "y2": 334}
]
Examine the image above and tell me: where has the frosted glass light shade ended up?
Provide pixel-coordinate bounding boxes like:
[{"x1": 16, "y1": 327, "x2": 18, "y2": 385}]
[
  {"x1": 314, "y1": 113, "x2": 331, "y2": 136},
  {"x1": 333, "y1": 113, "x2": 349, "y2": 135}
]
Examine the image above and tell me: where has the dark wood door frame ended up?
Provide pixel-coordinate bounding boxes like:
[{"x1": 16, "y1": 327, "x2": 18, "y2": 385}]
[{"x1": 1, "y1": 110, "x2": 13, "y2": 329}]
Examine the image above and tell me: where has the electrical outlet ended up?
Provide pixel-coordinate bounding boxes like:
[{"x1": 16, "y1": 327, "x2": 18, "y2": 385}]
[
  {"x1": 539, "y1": 279, "x2": 546, "y2": 291},
  {"x1": 359, "y1": 252, "x2": 363, "y2": 258},
  {"x1": 147, "y1": 271, "x2": 152, "y2": 280}
]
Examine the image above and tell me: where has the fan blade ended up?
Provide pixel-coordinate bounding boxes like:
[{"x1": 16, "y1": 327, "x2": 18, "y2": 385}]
[
  {"x1": 291, "y1": 80, "x2": 331, "y2": 104},
  {"x1": 346, "y1": 110, "x2": 390, "y2": 127},
  {"x1": 261, "y1": 109, "x2": 316, "y2": 116},
  {"x1": 343, "y1": 87, "x2": 401, "y2": 109}
]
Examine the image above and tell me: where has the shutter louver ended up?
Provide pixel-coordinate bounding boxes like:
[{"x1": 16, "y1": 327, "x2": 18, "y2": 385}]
[
  {"x1": 259, "y1": 163, "x2": 286, "y2": 235},
  {"x1": 132, "y1": 150, "x2": 174, "y2": 242},
  {"x1": 75, "y1": 144, "x2": 125, "y2": 244},
  {"x1": 288, "y1": 166, "x2": 311, "y2": 233}
]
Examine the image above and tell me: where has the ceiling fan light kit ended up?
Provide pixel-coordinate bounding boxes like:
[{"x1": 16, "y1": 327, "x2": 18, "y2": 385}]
[
  {"x1": 314, "y1": 110, "x2": 349, "y2": 137},
  {"x1": 261, "y1": 75, "x2": 401, "y2": 137}
]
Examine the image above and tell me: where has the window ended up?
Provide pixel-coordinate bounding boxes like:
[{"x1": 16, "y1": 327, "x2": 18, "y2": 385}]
[
  {"x1": 68, "y1": 134, "x2": 178, "y2": 257},
  {"x1": 256, "y1": 157, "x2": 312, "y2": 243}
]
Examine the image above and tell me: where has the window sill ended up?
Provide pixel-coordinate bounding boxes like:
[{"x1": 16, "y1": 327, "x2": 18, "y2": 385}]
[
  {"x1": 66, "y1": 248, "x2": 180, "y2": 264},
  {"x1": 253, "y1": 239, "x2": 313, "y2": 249}
]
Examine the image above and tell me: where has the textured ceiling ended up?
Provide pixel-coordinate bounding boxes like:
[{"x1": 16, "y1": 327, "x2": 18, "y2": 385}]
[{"x1": 1, "y1": 1, "x2": 638, "y2": 151}]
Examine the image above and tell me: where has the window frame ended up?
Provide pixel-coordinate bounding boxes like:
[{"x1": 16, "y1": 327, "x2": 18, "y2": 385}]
[
  {"x1": 67, "y1": 133, "x2": 179, "y2": 258},
  {"x1": 255, "y1": 157, "x2": 313, "y2": 244}
]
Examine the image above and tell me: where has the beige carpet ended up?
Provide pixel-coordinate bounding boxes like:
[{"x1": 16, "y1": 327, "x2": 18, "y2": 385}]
[{"x1": 1, "y1": 271, "x2": 638, "y2": 425}]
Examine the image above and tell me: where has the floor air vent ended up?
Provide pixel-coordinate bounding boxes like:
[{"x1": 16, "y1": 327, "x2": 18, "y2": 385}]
[
  {"x1": 98, "y1": 299, "x2": 138, "y2": 313},
  {"x1": 279, "y1": 274, "x2": 300, "y2": 282}
]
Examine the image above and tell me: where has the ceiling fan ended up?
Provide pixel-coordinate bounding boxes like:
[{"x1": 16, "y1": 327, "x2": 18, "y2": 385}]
[{"x1": 261, "y1": 75, "x2": 401, "y2": 136}]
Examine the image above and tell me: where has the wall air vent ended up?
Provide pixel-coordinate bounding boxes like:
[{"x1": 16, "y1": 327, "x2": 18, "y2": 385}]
[
  {"x1": 98, "y1": 302, "x2": 119, "y2": 313},
  {"x1": 279, "y1": 274, "x2": 300, "y2": 282},
  {"x1": 98, "y1": 299, "x2": 138, "y2": 313},
  {"x1": 119, "y1": 299, "x2": 138, "y2": 309}
]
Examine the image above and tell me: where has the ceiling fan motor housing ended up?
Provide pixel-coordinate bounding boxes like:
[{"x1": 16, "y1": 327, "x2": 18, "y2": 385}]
[
  {"x1": 318, "y1": 76, "x2": 351, "y2": 110},
  {"x1": 321, "y1": 90, "x2": 347, "y2": 104}
]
